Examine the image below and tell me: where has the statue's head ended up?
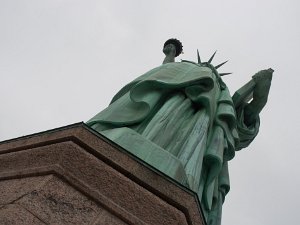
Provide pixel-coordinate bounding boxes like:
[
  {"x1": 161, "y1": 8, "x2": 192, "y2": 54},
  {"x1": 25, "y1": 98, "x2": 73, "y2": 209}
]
[{"x1": 163, "y1": 38, "x2": 183, "y2": 57}]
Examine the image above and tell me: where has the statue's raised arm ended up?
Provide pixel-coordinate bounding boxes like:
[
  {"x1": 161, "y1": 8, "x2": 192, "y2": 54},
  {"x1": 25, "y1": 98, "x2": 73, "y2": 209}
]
[{"x1": 162, "y1": 38, "x2": 183, "y2": 64}]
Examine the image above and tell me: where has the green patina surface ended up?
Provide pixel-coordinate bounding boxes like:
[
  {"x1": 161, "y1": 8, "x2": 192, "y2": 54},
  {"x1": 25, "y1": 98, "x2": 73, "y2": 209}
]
[{"x1": 87, "y1": 40, "x2": 273, "y2": 225}]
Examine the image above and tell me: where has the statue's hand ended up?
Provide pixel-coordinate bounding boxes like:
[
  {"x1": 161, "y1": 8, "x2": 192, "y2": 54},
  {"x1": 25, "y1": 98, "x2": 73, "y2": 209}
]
[
  {"x1": 244, "y1": 68, "x2": 273, "y2": 126},
  {"x1": 252, "y1": 68, "x2": 273, "y2": 85},
  {"x1": 162, "y1": 43, "x2": 176, "y2": 64},
  {"x1": 251, "y1": 69, "x2": 273, "y2": 106}
]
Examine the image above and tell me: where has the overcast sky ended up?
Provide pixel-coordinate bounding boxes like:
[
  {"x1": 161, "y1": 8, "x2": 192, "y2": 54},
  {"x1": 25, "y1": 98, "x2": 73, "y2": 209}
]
[{"x1": 0, "y1": 0, "x2": 299, "y2": 224}]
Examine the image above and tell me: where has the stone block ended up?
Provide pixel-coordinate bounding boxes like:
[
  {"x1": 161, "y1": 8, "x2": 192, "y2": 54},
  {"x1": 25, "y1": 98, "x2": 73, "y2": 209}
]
[{"x1": 0, "y1": 123, "x2": 205, "y2": 225}]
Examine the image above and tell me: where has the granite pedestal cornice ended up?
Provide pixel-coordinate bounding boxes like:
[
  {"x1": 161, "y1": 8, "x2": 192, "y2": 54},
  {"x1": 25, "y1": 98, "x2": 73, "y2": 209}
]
[{"x1": 0, "y1": 123, "x2": 205, "y2": 225}]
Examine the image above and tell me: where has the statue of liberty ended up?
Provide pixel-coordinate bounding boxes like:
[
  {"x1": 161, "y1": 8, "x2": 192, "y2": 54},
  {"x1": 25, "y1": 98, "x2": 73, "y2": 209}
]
[{"x1": 87, "y1": 39, "x2": 273, "y2": 225}]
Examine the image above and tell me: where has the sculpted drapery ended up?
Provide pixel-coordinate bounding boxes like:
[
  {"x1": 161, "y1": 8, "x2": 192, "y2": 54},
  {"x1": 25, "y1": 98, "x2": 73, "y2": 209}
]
[{"x1": 87, "y1": 61, "x2": 261, "y2": 224}]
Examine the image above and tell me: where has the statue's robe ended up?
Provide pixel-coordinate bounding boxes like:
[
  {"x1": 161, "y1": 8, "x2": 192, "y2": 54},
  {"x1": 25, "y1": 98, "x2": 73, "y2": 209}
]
[{"x1": 87, "y1": 62, "x2": 260, "y2": 225}]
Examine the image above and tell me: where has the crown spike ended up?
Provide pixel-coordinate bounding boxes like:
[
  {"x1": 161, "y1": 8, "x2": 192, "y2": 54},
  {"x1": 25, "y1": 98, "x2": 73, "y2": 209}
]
[
  {"x1": 215, "y1": 60, "x2": 228, "y2": 69},
  {"x1": 208, "y1": 51, "x2": 217, "y2": 63},
  {"x1": 219, "y1": 72, "x2": 232, "y2": 76},
  {"x1": 197, "y1": 49, "x2": 201, "y2": 64}
]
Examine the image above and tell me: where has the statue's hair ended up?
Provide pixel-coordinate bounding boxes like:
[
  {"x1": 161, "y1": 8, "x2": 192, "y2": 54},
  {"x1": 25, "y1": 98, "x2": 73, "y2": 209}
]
[{"x1": 163, "y1": 38, "x2": 183, "y2": 57}]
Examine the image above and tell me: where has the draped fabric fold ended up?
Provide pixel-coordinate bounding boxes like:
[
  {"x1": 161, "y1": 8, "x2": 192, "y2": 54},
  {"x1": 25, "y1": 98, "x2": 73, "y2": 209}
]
[{"x1": 87, "y1": 61, "x2": 260, "y2": 225}]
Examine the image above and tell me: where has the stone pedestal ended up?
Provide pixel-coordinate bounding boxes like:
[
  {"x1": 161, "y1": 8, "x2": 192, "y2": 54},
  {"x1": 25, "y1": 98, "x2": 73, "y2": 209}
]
[{"x1": 0, "y1": 123, "x2": 205, "y2": 225}]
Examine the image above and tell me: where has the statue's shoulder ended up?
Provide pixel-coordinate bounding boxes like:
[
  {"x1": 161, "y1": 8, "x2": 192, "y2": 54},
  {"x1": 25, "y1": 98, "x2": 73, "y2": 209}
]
[
  {"x1": 110, "y1": 62, "x2": 214, "y2": 104},
  {"x1": 151, "y1": 61, "x2": 213, "y2": 75}
]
